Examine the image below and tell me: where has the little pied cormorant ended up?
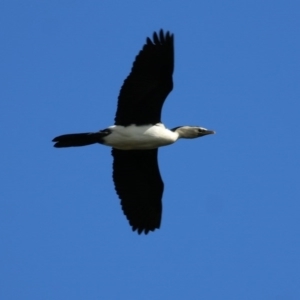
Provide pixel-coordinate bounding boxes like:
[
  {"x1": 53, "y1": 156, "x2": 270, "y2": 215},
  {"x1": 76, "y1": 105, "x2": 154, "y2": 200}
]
[{"x1": 52, "y1": 30, "x2": 215, "y2": 234}]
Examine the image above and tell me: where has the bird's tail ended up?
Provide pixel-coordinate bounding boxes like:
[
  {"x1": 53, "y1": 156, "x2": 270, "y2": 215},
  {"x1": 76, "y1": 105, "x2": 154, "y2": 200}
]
[{"x1": 52, "y1": 132, "x2": 106, "y2": 148}]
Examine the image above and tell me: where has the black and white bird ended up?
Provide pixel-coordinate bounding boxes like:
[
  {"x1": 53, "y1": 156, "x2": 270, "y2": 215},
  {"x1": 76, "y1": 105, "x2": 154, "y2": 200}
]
[{"x1": 53, "y1": 30, "x2": 215, "y2": 234}]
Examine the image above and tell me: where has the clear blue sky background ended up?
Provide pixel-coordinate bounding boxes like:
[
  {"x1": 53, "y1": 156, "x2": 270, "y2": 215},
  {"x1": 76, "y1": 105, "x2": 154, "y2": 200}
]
[{"x1": 1, "y1": 1, "x2": 300, "y2": 299}]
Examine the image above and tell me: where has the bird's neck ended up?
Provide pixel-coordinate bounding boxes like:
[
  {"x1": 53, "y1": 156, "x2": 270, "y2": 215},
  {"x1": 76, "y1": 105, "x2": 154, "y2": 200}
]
[{"x1": 173, "y1": 126, "x2": 194, "y2": 139}]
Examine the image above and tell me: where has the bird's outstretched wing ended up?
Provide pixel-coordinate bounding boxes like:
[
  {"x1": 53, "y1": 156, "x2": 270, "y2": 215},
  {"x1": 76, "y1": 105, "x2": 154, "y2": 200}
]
[
  {"x1": 114, "y1": 30, "x2": 174, "y2": 126},
  {"x1": 112, "y1": 148, "x2": 164, "y2": 234}
]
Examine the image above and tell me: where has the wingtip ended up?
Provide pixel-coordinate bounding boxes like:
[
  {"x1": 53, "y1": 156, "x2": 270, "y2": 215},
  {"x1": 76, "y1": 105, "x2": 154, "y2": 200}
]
[
  {"x1": 150, "y1": 29, "x2": 173, "y2": 45},
  {"x1": 133, "y1": 226, "x2": 158, "y2": 235}
]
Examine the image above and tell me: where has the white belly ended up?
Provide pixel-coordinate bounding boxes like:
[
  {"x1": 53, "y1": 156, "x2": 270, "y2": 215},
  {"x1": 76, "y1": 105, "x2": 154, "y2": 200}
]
[{"x1": 103, "y1": 124, "x2": 178, "y2": 150}]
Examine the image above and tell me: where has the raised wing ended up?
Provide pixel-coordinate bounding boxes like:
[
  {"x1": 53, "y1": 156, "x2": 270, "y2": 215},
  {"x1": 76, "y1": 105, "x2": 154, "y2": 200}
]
[
  {"x1": 112, "y1": 148, "x2": 164, "y2": 234},
  {"x1": 114, "y1": 30, "x2": 174, "y2": 126}
]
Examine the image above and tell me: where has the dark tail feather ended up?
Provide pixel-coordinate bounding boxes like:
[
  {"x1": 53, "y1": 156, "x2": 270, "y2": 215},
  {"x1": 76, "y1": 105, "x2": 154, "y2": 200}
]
[{"x1": 52, "y1": 132, "x2": 105, "y2": 148}]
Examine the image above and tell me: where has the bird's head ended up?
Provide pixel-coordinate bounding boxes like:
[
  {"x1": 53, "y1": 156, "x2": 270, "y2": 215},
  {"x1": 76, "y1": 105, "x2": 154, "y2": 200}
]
[{"x1": 172, "y1": 126, "x2": 215, "y2": 139}]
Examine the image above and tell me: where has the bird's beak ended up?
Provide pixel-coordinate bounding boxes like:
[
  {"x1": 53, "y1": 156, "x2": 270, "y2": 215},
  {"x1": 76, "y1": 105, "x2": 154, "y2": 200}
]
[{"x1": 204, "y1": 130, "x2": 216, "y2": 135}]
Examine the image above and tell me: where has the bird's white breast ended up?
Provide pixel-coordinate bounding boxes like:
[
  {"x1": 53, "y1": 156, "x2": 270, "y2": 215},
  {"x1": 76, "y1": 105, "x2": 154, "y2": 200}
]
[{"x1": 103, "y1": 124, "x2": 178, "y2": 150}]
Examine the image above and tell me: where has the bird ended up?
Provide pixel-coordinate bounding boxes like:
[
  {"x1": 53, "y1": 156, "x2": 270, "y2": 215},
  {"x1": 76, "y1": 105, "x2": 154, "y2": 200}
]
[{"x1": 52, "y1": 30, "x2": 215, "y2": 235}]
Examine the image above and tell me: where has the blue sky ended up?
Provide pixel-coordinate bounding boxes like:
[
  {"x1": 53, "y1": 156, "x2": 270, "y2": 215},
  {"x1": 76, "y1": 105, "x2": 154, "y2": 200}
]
[{"x1": 1, "y1": 1, "x2": 300, "y2": 299}]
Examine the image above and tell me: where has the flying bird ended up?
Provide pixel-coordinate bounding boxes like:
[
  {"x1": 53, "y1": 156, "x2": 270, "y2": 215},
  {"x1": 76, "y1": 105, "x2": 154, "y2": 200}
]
[{"x1": 52, "y1": 30, "x2": 215, "y2": 234}]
